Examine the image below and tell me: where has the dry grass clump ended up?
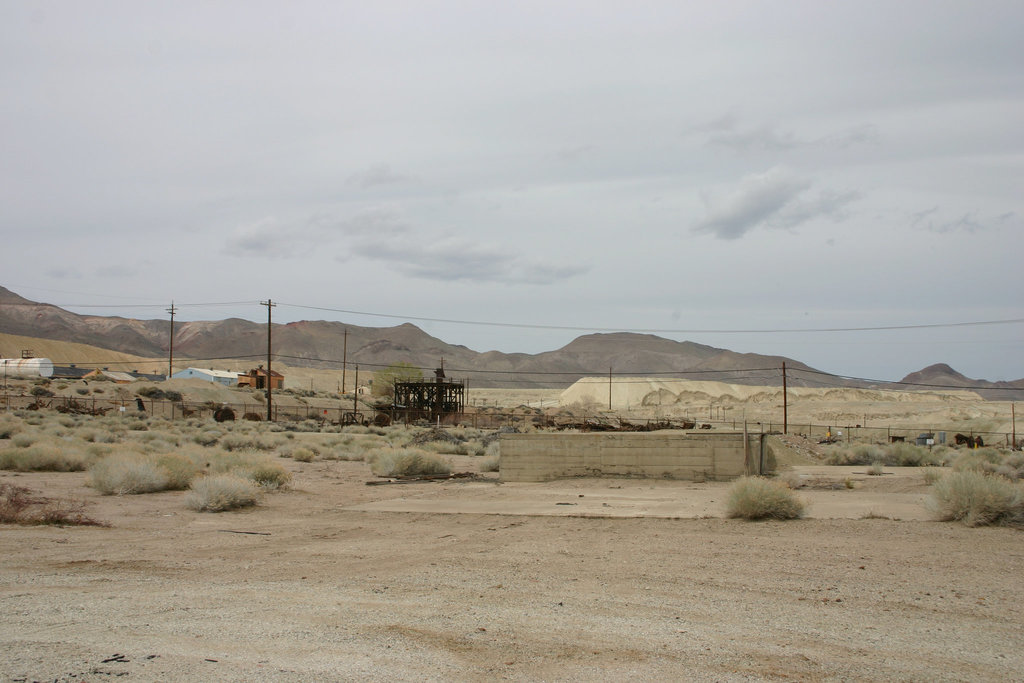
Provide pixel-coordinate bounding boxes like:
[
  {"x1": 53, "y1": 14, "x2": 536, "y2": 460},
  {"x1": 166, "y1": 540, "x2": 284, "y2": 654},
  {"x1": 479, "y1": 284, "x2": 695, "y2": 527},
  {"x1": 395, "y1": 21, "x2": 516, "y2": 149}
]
[
  {"x1": 479, "y1": 455, "x2": 500, "y2": 472},
  {"x1": 192, "y1": 429, "x2": 222, "y2": 447},
  {"x1": 369, "y1": 448, "x2": 451, "y2": 477},
  {"x1": 953, "y1": 448, "x2": 1021, "y2": 479},
  {"x1": 220, "y1": 432, "x2": 277, "y2": 452},
  {"x1": 154, "y1": 453, "x2": 203, "y2": 490},
  {"x1": 0, "y1": 483, "x2": 106, "y2": 526},
  {"x1": 929, "y1": 470, "x2": 1024, "y2": 527},
  {"x1": 185, "y1": 474, "x2": 260, "y2": 512},
  {"x1": 11, "y1": 433, "x2": 38, "y2": 448},
  {"x1": 825, "y1": 442, "x2": 945, "y2": 467},
  {"x1": 89, "y1": 455, "x2": 170, "y2": 495},
  {"x1": 867, "y1": 461, "x2": 886, "y2": 476},
  {"x1": 725, "y1": 476, "x2": 806, "y2": 520},
  {"x1": 922, "y1": 467, "x2": 944, "y2": 485},
  {"x1": 320, "y1": 449, "x2": 365, "y2": 462},
  {"x1": 0, "y1": 443, "x2": 89, "y2": 472},
  {"x1": 288, "y1": 447, "x2": 316, "y2": 462},
  {"x1": 236, "y1": 457, "x2": 292, "y2": 489},
  {"x1": 0, "y1": 418, "x2": 23, "y2": 440}
]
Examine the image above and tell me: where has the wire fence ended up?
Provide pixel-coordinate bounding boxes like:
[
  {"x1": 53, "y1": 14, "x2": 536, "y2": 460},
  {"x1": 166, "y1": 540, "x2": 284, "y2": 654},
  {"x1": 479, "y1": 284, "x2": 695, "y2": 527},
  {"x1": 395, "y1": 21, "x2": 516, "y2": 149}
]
[{"x1": 2, "y1": 391, "x2": 1019, "y2": 448}]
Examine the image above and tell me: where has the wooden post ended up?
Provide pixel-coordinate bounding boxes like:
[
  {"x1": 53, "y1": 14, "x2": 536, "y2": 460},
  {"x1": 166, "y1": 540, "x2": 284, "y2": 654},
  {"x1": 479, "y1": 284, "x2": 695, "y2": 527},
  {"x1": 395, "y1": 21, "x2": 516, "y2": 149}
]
[{"x1": 782, "y1": 362, "x2": 788, "y2": 435}]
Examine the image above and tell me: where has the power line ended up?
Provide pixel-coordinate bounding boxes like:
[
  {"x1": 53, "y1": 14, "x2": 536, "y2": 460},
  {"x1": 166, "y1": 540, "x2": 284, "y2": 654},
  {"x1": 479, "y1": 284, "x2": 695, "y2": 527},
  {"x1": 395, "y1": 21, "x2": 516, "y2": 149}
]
[
  {"x1": 0, "y1": 301, "x2": 254, "y2": 309},
  {"x1": 788, "y1": 366, "x2": 1023, "y2": 392},
  {"x1": 276, "y1": 302, "x2": 1024, "y2": 335}
]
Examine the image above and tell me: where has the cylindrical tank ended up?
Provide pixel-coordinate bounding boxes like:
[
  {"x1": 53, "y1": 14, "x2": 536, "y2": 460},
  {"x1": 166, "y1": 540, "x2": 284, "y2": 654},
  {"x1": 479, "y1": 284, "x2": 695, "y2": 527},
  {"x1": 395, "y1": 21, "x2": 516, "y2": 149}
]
[{"x1": 0, "y1": 358, "x2": 54, "y2": 379}]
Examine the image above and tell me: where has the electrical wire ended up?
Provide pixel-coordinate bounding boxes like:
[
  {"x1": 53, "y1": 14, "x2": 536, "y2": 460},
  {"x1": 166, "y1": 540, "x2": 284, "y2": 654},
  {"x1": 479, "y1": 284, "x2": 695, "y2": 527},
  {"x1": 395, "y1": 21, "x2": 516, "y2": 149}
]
[{"x1": 275, "y1": 302, "x2": 1024, "y2": 335}]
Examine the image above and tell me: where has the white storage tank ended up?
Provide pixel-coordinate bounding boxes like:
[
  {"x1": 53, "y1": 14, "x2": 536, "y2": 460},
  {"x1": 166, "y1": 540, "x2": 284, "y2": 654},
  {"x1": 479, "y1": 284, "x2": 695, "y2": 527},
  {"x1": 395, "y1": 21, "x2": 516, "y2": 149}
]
[{"x1": 0, "y1": 358, "x2": 54, "y2": 379}]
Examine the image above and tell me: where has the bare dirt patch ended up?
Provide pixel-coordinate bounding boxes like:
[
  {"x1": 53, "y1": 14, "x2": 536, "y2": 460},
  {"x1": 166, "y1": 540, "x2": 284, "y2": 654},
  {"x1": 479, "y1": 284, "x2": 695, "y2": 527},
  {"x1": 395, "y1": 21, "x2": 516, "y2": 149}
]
[{"x1": 1, "y1": 459, "x2": 1022, "y2": 681}]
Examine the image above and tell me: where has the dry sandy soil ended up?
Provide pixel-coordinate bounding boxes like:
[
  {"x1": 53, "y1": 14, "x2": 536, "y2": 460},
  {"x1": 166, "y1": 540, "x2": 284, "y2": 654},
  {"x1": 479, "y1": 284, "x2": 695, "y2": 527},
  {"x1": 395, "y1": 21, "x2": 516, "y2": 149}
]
[{"x1": 2, "y1": 454, "x2": 1023, "y2": 682}]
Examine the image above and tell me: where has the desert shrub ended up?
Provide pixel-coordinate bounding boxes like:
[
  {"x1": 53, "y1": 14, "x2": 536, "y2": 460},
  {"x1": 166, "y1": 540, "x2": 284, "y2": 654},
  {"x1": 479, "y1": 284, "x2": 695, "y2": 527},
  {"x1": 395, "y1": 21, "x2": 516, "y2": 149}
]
[
  {"x1": 479, "y1": 455, "x2": 500, "y2": 472},
  {"x1": 0, "y1": 443, "x2": 88, "y2": 472},
  {"x1": 79, "y1": 428, "x2": 116, "y2": 444},
  {"x1": 220, "y1": 432, "x2": 274, "y2": 452},
  {"x1": 84, "y1": 442, "x2": 113, "y2": 459},
  {"x1": 321, "y1": 449, "x2": 364, "y2": 461},
  {"x1": 89, "y1": 455, "x2": 170, "y2": 495},
  {"x1": 0, "y1": 419, "x2": 21, "y2": 439},
  {"x1": 369, "y1": 448, "x2": 452, "y2": 477},
  {"x1": 11, "y1": 433, "x2": 37, "y2": 448},
  {"x1": 922, "y1": 467, "x2": 944, "y2": 485},
  {"x1": 289, "y1": 447, "x2": 315, "y2": 462},
  {"x1": 155, "y1": 453, "x2": 202, "y2": 490},
  {"x1": 192, "y1": 430, "x2": 222, "y2": 447},
  {"x1": 136, "y1": 386, "x2": 163, "y2": 399},
  {"x1": 953, "y1": 449, "x2": 1005, "y2": 475},
  {"x1": 929, "y1": 471, "x2": 1024, "y2": 527},
  {"x1": 75, "y1": 387, "x2": 90, "y2": 396},
  {"x1": 0, "y1": 483, "x2": 105, "y2": 526},
  {"x1": 725, "y1": 477, "x2": 806, "y2": 520},
  {"x1": 185, "y1": 474, "x2": 260, "y2": 512},
  {"x1": 30, "y1": 386, "x2": 54, "y2": 398},
  {"x1": 438, "y1": 440, "x2": 487, "y2": 456},
  {"x1": 237, "y1": 458, "x2": 292, "y2": 489},
  {"x1": 888, "y1": 442, "x2": 941, "y2": 467},
  {"x1": 994, "y1": 453, "x2": 1024, "y2": 481},
  {"x1": 867, "y1": 461, "x2": 886, "y2": 476}
]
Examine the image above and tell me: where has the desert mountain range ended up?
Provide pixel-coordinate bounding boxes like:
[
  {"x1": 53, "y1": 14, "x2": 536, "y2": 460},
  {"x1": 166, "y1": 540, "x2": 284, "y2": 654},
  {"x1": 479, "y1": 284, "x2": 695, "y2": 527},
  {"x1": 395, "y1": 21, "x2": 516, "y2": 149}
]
[{"x1": 1, "y1": 286, "x2": 1020, "y2": 398}]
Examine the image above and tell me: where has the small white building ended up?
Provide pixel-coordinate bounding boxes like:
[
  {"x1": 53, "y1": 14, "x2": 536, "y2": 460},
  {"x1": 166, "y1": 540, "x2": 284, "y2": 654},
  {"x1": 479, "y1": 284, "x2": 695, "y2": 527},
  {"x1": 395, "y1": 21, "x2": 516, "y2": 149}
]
[{"x1": 171, "y1": 368, "x2": 239, "y2": 386}]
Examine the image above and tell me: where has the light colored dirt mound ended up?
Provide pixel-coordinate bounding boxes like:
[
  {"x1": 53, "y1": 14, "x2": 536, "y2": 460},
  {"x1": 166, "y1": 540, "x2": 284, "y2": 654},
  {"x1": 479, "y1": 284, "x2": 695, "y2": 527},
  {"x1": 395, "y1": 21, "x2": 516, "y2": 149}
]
[
  {"x1": 0, "y1": 332, "x2": 161, "y2": 372},
  {"x1": 560, "y1": 376, "x2": 983, "y2": 410}
]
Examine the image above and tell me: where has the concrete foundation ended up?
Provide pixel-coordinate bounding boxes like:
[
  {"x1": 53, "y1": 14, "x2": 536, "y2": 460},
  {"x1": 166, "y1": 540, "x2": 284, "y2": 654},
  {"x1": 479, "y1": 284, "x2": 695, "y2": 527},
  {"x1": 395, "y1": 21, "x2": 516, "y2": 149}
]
[{"x1": 500, "y1": 431, "x2": 773, "y2": 483}]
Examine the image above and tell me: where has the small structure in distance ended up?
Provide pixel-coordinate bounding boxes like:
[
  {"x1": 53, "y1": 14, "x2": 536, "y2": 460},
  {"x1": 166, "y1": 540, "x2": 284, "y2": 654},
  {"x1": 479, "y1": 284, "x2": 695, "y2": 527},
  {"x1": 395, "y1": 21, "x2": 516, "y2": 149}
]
[
  {"x1": 171, "y1": 367, "x2": 239, "y2": 386},
  {"x1": 237, "y1": 365, "x2": 284, "y2": 390},
  {"x1": 392, "y1": 366, "x2": 465, "y2": 424}
]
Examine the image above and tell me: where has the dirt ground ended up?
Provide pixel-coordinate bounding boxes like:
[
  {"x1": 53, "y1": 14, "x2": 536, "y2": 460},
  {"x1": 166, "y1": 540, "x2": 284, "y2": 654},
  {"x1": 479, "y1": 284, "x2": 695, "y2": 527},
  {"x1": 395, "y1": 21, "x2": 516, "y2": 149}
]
[{"x1": 2, "y1": 455, "x2": 1023, "y2": 682}]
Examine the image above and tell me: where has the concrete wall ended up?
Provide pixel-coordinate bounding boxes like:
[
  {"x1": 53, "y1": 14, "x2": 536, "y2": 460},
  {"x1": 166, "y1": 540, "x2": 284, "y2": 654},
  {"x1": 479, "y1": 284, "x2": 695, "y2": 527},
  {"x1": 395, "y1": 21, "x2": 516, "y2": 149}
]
[{"x1": 500, "y1": 431, "x2": 770, "y2": 483}]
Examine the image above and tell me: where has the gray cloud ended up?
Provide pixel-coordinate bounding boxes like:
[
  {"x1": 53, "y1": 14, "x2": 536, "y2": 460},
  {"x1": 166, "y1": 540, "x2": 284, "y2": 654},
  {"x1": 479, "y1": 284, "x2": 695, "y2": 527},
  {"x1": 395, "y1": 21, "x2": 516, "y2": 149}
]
[
  {"x1": 95, "y1": 265, "x2": 139, "y2": 278},
  {"x1": 693, "y1": 168, "x2": 812, "y2": 239},
  {"x1": 694, "y1": 117, "x2": 879, "y2": 152},
  {"x1": 346, "y1": 164, "x2": 413, "y2": 189},
  {"x1": 708, "y1": 124, "x2": 800, "y2": 152},
  {"x1": 224, "y1": 217, "x2": 305, "y2": 258},
  {"x1": 226, "y1": 207, "x2": 410, "y2": 258},
  {"x1": 770, "y1": 189, "x2": 863, "y2": 229},
  {"x1": 909, "y1": 208, "x2": 1020, "y2": 234},
  {"x1": 349, "y1": 239, "x2": 588, "y2": 285}
]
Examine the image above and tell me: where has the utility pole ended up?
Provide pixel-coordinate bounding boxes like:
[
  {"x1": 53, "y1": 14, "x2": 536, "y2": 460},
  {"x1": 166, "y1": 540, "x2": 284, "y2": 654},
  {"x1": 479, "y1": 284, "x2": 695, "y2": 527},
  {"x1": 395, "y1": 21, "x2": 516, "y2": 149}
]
[
  {"x1": 167, "y1": 301, "x2": 176, "y2": 378},
  {"x1": 341, "y1": 329, "x2": 348, "y2": 394},
  {"x1": 261, "y1": 299, "x2": 276, "y2": 421},
  {"x1": 353, "y1": 365, "x2": 359, "y2": 418},
  {"x1": 782, "y1": 362, "x2": 788, "y2": 435},
  {"x1": 608, "y1": 367, "x2": 612, "y2": 411}
]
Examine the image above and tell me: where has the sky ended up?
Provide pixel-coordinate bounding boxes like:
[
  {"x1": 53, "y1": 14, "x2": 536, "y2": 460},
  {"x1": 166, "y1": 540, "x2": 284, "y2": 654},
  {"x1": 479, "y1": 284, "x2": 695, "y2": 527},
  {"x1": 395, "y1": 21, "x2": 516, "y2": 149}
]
[{"x1": 1, "y1": 1, "x2": 1022, "y2": 382}]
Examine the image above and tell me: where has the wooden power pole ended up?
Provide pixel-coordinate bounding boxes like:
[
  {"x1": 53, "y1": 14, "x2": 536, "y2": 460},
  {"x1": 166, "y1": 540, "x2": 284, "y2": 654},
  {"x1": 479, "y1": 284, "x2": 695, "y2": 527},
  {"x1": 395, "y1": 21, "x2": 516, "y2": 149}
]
[
  {"x1": 782, "y1": 362, "x2": 788, "y2": 435},
  {"x1": 166, "y1": 301, "x2": 176, "y2": 378},
  {"x1": 342, "y1": 329, "x2": 348, "y2": 394},
  {"x1": 261, "y1": 299, "x2": 276, "y2": 421}
]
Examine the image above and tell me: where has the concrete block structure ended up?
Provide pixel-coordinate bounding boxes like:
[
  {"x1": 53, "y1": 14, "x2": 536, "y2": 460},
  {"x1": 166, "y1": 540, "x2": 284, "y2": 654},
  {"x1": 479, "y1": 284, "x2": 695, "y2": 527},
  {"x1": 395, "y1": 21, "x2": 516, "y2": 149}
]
[{"x1": 500, "y1": 431, "x2": 773, "y2": 483}]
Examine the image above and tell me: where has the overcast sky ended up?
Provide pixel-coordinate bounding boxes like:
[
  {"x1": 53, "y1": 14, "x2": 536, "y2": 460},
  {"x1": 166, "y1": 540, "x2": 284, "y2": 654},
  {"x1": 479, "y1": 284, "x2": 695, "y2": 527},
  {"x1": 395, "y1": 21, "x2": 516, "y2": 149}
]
[{"x1": 1, "y1": 1, "x2": 1021, "y2": 382}]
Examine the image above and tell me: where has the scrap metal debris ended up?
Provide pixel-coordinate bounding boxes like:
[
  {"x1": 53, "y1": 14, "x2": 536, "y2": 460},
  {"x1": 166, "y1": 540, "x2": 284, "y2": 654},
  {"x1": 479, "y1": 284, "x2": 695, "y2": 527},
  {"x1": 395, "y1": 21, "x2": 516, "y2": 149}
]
[{"x1": 366, "y1": 472, "x2": 481, "y2": 486}]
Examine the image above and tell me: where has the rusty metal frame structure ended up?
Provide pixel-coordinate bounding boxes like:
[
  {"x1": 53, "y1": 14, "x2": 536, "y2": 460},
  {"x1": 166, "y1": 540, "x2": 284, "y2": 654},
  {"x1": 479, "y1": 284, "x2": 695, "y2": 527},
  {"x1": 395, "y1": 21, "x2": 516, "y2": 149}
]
[{"x1": 392, "y1": 369, "x2": 465, "y2": 423}]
